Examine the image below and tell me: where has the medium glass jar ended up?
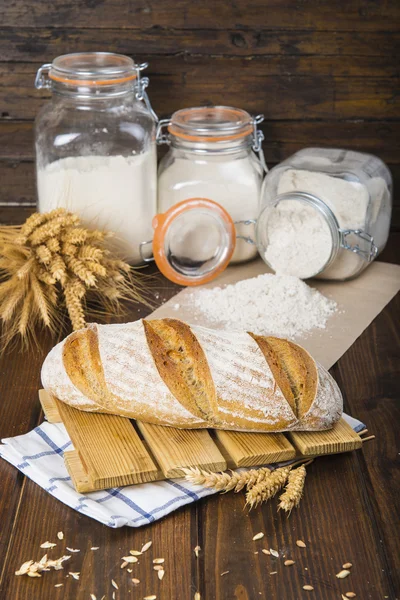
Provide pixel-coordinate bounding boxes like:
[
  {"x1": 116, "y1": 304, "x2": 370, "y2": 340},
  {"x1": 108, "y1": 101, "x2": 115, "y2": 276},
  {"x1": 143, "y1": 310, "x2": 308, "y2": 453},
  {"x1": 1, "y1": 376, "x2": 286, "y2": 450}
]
[
  {"x1": 259, "y1": 148, "x2": 392, "y2": 280},
  {"x1": 157, "y1": 106, "x2": 266, "y2": 264},
  {"x1": 34, "y1": 52, "x2": 157, "y2": 264}
]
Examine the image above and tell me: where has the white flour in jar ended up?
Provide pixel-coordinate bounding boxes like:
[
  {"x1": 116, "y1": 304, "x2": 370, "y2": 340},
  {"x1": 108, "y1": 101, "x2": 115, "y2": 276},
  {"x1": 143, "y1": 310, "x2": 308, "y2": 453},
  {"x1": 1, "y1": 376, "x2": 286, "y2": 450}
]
[
  {"x1": 189, "y1": 273, "x2": 337, "y2": 339},
  {"x1": 37, "y1": 152, "x2": 157, "y2": 264},
  {"x1": 263, "y1": 168, "x2": 391, "y2": 280},
  {"x1": 158, "y1": 155, "x2": 262, "y2": 263}
]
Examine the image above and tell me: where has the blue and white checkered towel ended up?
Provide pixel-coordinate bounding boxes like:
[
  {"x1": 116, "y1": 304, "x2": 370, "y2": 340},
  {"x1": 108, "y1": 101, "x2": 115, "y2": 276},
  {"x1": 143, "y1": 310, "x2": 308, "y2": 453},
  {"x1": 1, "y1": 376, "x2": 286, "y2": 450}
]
[{"x1": 0, "y1": 414, "x2": 365, "y2": 528}]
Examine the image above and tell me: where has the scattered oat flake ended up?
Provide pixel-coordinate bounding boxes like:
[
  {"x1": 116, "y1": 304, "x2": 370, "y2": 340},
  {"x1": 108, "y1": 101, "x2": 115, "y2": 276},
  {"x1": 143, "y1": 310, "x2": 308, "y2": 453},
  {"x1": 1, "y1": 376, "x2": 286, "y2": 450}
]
[
  {"x1": 343, "y1": 562, "x2": 353, "y2": 569},
  {"x1": 111, "y1": 579, "x2": 118, "y2": 589},
  {"x1": 40, "y1": 541, "x2": 56, "y2": 549},
  {"x1": 336, "y1": 569, "x2": 351, "y2": 579},
  {"x1": 270, "y1": 571, "x2": 277, "y2": 575},
  {"x1": 284, "y1": 560, "x2": 295, "y2": 566},
  {"x1": 69, "y1": 572, "x2": 80, "y2": 580},
  {"x1": 130, "y1": 550, "x2": 142, "y2": 556},
  {"x1": 15, "y1": 560, "x2": 34, "y2": 575},
  {"x1": 296, "y1": 540, "x2": 307, "y2": 548},
  {"x1": 57, "y1": 531, "x2": 64, "y2": 540},
  {"x1": 121, "y1": 561, "x2": 128, "y2": 569},
  {"x1": 90, "y1": 595, "x2": 97, "y2": 600},
  {"x1": 194, "y1": 593, "x2": 201, "y2": 600},
  {"x1": 157, "y1": 569, "x2": 165, "y2": 581},
  {"x1": 144, "y1": 596, "x2": 157, "y2": 600},
  {"x1": 220, "y1": 571, "x2": 229, "y2": 576},
  {"x1": 27, "y1": 571, "x2": 42, "y2": 577},
  {"x1": 153, "y1": 565, "x2": 163, "y2": 571},
  {"x1": 345, "y1": 594, "x2": 356, "y2": 598},
  {"x1": 112, "y1": 593, "x2": 116, "y2": 600},
  {"x1": 91, "y1": 547, "x2": 99, "y2": 550},
  {"x1": 261, "y1": 549, "x2": 270, "y2": 555},
  {"x1": 153, "y1": 558, "x2": 165, "y2": 564},
  {"x1": 141, "y1": 541, "x2": 152, "y2": 553},
  {"x1": 194, "y1": 545, "x2": 201, "y2": 558},
  {"x1": 254, "y1": 551, "x2": 258, "y2": 555},
  {"x1": 54, "y1": 583, "x2": 63, "y2": 588},
  {"x1": 127, "y1": 569, "x2": 132, "y2": 573},
  {"x1": 132, "y1": 578, "x2": 140, "y2": 584},
  {"x1": 270, "y1": 548, "x2": 279, "y2": 558},
  {"x1": 123, "y1": 555, "x2": 139, "y2": 563},
  {"x1": 253, "y1": 532, "x2": 264, "y2": 541},
  {"x1": 66, "y1": 547, "x2": 80, "y2": 553},
  {"x1": 303, "y1": 585, "x2": 314, "y2": 591}
]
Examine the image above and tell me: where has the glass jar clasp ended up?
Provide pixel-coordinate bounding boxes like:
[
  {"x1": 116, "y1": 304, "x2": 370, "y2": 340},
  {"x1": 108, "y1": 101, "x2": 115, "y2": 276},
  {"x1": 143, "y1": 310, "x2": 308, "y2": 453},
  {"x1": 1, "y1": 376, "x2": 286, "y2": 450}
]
[
  {"x1": 35, "y1": 64, "x2": 52, "y2": 90},
  {"x1": 234, "y1": 219, "x2": 257, "y2": 244},
  {"x1": 134, "y1": 62, "x2": 159, "y2": 122},
  {"x1": 139, "y1": 240, "x2": 155, "y2": 263},
  {"x1": 156, "y1": 119, "x2": 171, "y2": 145},
  {"x1": 340, "y1": 229, "x2": 378, "y2": 262},
  {"x1": 252, "y1": 114, "x2": 268, "y2": 173}
]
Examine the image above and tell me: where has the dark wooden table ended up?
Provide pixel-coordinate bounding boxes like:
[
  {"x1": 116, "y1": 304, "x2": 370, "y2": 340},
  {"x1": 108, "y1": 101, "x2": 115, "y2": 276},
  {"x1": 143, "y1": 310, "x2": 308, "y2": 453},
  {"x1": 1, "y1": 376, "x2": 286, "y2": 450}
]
[{"x1": 0, "y1": 233, "x2": 399, "y2": 600}]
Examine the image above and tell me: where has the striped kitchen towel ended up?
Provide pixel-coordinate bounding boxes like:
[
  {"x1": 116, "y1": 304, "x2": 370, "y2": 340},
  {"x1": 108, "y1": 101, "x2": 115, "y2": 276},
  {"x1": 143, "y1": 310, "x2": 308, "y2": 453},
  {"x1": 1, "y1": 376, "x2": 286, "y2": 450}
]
[{"x1": 0, "y1": 413, "x2": 365, "y2": 528}]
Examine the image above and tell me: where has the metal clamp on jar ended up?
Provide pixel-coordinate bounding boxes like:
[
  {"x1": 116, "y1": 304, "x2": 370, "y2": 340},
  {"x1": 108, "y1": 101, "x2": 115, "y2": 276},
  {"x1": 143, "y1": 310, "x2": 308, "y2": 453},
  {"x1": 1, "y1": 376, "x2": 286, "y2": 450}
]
[
  {"x1": 156, "y1": 106, "x2": 267, "y2": 264},
  {"x1": 34, "y1": 52, "x2": 158, "y2": 265}
]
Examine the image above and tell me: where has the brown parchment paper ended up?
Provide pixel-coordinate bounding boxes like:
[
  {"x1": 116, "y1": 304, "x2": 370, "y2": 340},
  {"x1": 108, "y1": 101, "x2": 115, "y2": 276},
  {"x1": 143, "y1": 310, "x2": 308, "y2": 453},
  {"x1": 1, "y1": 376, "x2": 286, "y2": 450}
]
[{"x1": 149, "y1": 260, "x2": 400, "y2": 370}]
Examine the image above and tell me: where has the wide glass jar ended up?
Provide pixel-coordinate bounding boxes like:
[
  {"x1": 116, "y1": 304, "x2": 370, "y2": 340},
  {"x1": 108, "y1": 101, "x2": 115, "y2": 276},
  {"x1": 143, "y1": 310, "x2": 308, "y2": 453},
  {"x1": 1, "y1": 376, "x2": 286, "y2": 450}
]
[
  {"x1": 35, "y1": 52, "x2": 157, "y2": 264},
  {"x1": 258, "y1": 148, "x2": 392, "y2": 280},
  {"x1": 157, "y1": 106, "x2": 266, "y2": 264}
]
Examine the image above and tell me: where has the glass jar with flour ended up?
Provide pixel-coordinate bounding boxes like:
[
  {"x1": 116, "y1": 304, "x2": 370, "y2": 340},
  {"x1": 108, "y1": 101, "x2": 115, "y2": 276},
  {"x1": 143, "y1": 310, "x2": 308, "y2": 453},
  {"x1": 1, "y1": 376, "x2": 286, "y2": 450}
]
[
  {"x1": 258, "y1": 148, "x2": 392, "y2": 280},
  {"x1": 157, "y1": 106, "x2": 266, "y2": 263},
  {"x1": 35, "y1": 52, "x2": 157, "y2": 264}
]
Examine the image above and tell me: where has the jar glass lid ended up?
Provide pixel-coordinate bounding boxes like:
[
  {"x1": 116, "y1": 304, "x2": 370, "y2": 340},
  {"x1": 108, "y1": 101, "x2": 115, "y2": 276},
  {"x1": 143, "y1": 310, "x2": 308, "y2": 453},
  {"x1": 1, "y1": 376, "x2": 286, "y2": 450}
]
[
  {"x1": 168, "y1": 106, "x2": 254, "y2": 142},
  {"x1": 48, "y1": 53, "x2": 138, "y2": 86},
  {"x1": 152, "y1": 198, "x2": 236, "y2": 286}
]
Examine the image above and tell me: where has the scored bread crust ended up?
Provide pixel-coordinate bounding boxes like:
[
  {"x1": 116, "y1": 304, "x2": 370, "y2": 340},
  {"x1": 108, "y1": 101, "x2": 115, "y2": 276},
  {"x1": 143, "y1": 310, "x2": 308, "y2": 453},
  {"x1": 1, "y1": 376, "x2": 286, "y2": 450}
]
[{"x1": 41, "y1": 318, "x2": 343, "y2": 432}]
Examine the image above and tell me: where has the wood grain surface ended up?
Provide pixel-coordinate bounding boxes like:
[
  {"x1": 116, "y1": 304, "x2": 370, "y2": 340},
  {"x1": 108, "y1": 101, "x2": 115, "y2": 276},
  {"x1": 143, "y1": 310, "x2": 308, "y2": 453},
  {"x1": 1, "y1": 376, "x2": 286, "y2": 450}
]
[
  {"x1": 0, "y1": 0, "x2": 399, "y2": 596},
  {"x1": 0, "y1": 0, "x2": 400, "y2": 227},
  {"x1": 0, "y1": 205, "x2": 398, "y2": 598}
]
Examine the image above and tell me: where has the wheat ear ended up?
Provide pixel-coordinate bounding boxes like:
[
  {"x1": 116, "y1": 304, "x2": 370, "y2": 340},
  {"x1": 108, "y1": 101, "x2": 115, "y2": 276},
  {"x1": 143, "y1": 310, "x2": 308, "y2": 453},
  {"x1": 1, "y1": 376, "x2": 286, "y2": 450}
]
[
  {"x1": 278, "y1": 464, "x2": 307, "y2": 514},
  {"x1": 245, "y1": 467, "x2": 291, "y2": 510},
  {"x1": 182, "y1": 466, "x2": 272, "y2": 493}
]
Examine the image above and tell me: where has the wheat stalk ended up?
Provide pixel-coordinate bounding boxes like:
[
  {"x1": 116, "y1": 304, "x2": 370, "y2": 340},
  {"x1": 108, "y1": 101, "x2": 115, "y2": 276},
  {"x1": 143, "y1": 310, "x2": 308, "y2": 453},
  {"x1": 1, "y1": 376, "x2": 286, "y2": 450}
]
[
  {"x1": 278, "y1": 464, "x2": 307, "y2": 514},
  {"x1": 245, "y1": 467, "x2": 291, "y2": 509},
  {"x1": 0, "y1": 208, "x2": 152, "y2": 351},
  {"x1": 182, "y1": 466, "x2": 273, "y2": 493}
]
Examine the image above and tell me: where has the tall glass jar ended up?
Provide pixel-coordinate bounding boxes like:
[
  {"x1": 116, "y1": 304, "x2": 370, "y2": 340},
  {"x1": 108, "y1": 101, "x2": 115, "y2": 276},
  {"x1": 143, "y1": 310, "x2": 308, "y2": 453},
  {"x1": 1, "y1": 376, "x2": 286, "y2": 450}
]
[
  {"x1": 35, "y1": 52, "x2": 157, "y2": 264},
  {"x1": 157, "y1": 106, "x2": 266, "y2": 264},
  {"x1": 258, "y1": 148, "x2": 392, "y2": 280}
]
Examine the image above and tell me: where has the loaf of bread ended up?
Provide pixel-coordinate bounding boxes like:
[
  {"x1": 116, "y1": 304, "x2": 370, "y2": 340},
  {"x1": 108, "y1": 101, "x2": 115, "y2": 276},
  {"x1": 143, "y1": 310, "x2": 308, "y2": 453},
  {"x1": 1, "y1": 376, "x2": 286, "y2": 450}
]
[{"x1": 41, "y1": 318, "x2": 342, "y2": 432}]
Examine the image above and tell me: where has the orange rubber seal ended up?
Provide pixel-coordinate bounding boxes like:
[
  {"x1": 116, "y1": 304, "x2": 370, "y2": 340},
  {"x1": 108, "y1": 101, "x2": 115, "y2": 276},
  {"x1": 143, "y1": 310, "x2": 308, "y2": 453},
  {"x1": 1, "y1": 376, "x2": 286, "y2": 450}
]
[
  {"x1": 167, "y1": 124, "x2": 253, "y2": 143},
  {"x1": 152, "y1": 198, "x2": 236, "y2": 286},
  {"x1": 49, "y1": 73, "x2": 137, "y2": 86}
]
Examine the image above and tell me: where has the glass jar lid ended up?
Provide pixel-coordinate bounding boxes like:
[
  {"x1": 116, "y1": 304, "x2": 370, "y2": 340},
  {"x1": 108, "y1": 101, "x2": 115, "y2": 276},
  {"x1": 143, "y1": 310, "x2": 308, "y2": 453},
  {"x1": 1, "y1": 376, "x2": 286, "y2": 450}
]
[
  {"x1": 151, "y1": 198, "x2": 236, "y2": 286},
  {"x1": 47, "y1": 52, "x2": 138, "y2": 86},
  {"x1": 167, "y1": 106, "x2": 254, "y2": 142}
]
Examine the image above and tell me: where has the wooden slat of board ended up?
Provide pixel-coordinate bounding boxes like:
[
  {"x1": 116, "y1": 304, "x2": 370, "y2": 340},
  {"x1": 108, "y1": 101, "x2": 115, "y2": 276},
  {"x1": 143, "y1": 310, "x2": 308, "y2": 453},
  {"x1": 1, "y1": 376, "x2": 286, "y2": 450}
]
[
  {"x1": 39, "y1": 389, "x2": 61, "y2": 423},
  {"x1": 214, "y1": 430, "x2": 296, "y2": 467},
  {"x1": 54, "y1": 397, "x2": 160, "y2": 489},
  {"x1": 137, "y1": 422, "x2": 227, "y2": 478},
  {"x1": 288, "y1": 417, "x2": 362, "y2": 456},
  {"x1": 64, "y1": 450, "x2": 91, "y2": 493}
]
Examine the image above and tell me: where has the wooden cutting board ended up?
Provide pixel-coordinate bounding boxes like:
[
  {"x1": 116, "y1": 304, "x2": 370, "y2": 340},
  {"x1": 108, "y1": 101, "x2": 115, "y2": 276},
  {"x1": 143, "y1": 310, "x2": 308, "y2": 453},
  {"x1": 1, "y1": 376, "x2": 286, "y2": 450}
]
[{"x1": 39, "y1": 390, "x2": 362, "y2": 493}]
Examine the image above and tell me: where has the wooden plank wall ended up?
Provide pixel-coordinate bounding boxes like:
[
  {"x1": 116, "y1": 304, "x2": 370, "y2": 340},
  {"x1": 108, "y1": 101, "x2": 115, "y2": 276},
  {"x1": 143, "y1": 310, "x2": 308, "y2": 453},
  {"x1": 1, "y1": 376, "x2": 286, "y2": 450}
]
[{"x1": 0, "y1": 0, "x2": 399, "y2": 227}]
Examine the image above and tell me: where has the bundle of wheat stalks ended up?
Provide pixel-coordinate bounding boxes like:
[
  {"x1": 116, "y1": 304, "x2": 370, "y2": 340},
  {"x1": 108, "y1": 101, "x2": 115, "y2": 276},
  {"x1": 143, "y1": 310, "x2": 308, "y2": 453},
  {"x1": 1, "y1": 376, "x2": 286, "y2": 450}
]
[
  {"x1": 182, "y1": 463, "x2": 308, "y2": 514},
  {"x1": 0, "y1": 208, "x2": 149, "y2": 350}
]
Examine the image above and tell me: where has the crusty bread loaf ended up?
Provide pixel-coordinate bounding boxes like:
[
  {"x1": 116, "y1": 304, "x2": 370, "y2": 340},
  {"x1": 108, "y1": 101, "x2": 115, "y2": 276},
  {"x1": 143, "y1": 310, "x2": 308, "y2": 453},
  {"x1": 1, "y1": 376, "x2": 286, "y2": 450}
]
[{"x1": 41, "y1": 318, "x2": 342, "y2": 432}]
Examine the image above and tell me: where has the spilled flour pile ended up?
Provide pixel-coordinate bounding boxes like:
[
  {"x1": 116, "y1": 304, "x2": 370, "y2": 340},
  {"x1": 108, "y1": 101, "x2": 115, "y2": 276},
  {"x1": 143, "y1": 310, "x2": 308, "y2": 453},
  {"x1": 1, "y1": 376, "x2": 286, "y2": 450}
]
[{"x1": 189, "y1": 273, "x2": 337, "y2": 339}]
